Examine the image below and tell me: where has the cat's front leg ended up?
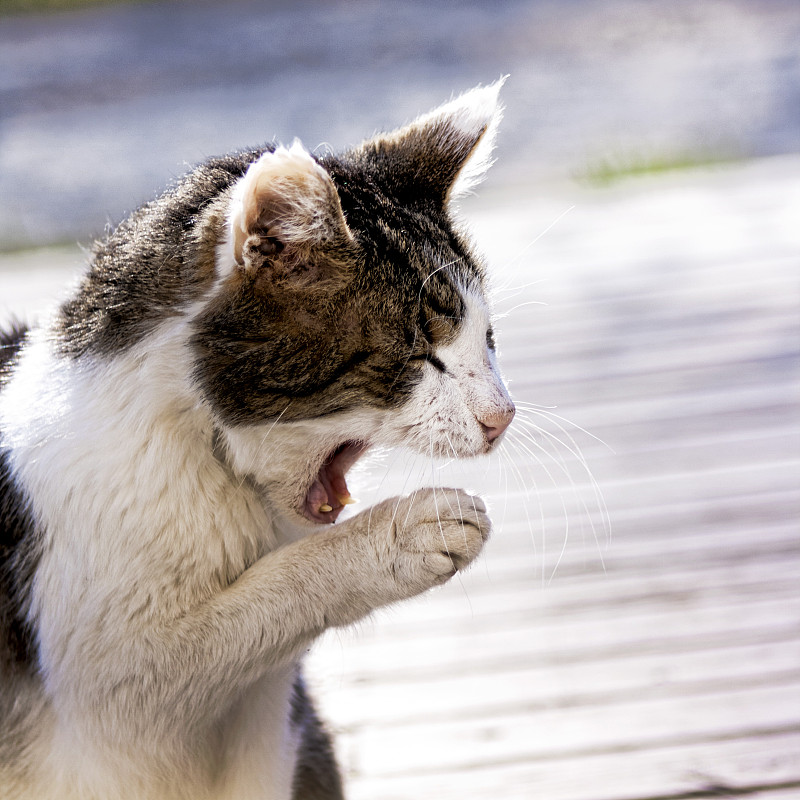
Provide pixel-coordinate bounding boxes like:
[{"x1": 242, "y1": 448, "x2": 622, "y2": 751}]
[
  {"x1": 200, "y1": 487, "x2": 489, "y2": 672},
  {"x1": 57, "y1": 490, "x2": 489, "y2": 740}
]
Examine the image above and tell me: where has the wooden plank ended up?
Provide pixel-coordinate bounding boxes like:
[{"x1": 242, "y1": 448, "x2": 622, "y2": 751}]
[
  {"x1": 499, "y1": 313, "x2": 799, "y2": 373},
  {"x1": 743, "y1": 790, "x2": 800, "y2": 800},
  {"x1": 481, "y1": 487, "x2": 798, "y2": 549},
  {"x1": 520, "y1": 386, "x2": 790, "y2": 451},
  {"x1": 365, "y1": 436, "x2": 800, "y2": 499},
  {"x1": 337, "y1": 683, "x2": 800, "y2": 777},
  {"x1": 341, "y1": 731, "x2": 800, "y2": 800},
  {"x1": 329, "y1": 551, "x2": 800, "y2": 638},
  {"x1": 309, "y1": 594, "x2": 800, "y2": 685},
  {"x1": 475, "y1": 518, "x2": 799, "y2": 577},
  {"x1": 506, "y1": 327, "x2": 798, "y2": 379},
  {"x1": 309, "y1": 640, "x2": 800, "y2": 729}
]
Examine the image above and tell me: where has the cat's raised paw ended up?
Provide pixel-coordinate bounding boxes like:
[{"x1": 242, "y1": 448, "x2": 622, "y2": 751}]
[{"x1": 368, "y1": 488, "x2": 491, "y2": 600}]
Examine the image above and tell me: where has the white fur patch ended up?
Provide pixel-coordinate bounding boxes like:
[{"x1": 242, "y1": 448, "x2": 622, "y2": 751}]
[{"x1": 380, "y1": 286, "x2": 514, "y2": 459}]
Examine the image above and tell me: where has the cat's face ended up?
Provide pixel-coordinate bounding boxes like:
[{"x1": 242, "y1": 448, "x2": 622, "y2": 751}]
[{"x1": 192, "y1": 82, "x2": 514, "y2": 525}]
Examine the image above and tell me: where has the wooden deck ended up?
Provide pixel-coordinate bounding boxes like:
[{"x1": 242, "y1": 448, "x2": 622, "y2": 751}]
[
  {"x1": 1, "y1": 156, "x2": 798, "y2": 799},
  {"x1": 304, "y1": 157, "x2": 800, "y2": 799}
]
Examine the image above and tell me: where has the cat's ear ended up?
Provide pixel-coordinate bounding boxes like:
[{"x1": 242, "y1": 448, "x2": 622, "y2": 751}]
[
  {"x1": 229, "y1": 141, "x2": 354, "y2": 278},
  {"x1": 359, "y1": 78, "x2": 505, "y2": 206}
]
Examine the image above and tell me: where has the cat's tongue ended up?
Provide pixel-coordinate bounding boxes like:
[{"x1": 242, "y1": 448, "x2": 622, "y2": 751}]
[{"x1": 304, "y1": 442, "x2": 367, "y2": 524}]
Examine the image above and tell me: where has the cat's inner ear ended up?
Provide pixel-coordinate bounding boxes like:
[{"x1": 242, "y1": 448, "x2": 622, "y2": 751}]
[
  {"x1": 360, "y1": 78, "x2": 505, "y2": 206},
  {"x1": 230, "y1": 141, "x2": 353, "y2": 274}
]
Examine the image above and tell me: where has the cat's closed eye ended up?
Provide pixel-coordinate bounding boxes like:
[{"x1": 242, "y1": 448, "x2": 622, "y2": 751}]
[{"x1": 421, "y1": 354, "x2": 447, "y2": 373}]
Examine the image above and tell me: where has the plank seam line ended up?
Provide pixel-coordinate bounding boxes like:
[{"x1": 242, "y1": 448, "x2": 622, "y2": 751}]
[
  {"x1": 359, "y1": 724, "x2": 800, "y2": 778},
  {"x1": 614, "y1": 778, "x2": 800, "y2": 800}
]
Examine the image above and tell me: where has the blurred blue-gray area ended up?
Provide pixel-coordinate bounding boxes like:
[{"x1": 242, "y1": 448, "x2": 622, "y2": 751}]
[{"x1": 1, "y1": 0, "x2": 799, "y2": 250}]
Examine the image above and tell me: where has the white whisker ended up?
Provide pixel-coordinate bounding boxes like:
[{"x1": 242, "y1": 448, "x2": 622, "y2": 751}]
[
  {"x1": 492, "y1": 299, "x2": 549, "y2": 320},
  {"x1": 514, "y1": 408, "x2": 612, "y2": 546},
  {"x1": 516, "y1": 401, "x2": 615, "y2": 453},
  {"x1": 498, "y1": 439, "x2": 544, "y2": 583},
  {"x1": 490, "y1": 277, "x2": 547, "y2": 301},
  {"x1": 504, "y1": 428, "x2": 576, "y2": 582},
  {"x1": 510, "y1": 411, "x2": 609, "y2": 571}
]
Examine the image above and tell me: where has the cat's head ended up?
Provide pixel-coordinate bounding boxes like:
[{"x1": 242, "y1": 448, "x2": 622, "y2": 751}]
[{"x1": 193, "y1": 81, "x2": 515, "y2": 525}]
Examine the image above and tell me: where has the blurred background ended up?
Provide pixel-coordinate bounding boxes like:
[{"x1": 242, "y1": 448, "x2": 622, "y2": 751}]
[{"x1": 1, "y1": 2, "x2": 798, "y2": 799}]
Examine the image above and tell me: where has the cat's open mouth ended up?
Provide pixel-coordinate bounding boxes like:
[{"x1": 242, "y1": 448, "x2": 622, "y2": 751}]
[{"x1": 304, "y1": 441, "x2": 369, "y2": 524}]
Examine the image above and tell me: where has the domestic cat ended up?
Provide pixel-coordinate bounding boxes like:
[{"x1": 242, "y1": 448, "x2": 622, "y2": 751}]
[{"x1": 0, "y1": 81, "x2": 514, "y2": 799}]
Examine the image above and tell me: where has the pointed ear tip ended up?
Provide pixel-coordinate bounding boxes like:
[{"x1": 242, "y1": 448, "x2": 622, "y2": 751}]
[
  {"x1": 242, "y1": 140, "x2": 328, "y2": 195},
  {"x1": 286, "y1": 137, "x2": 312, "y2": 157},
  {"x1": 444, "y1": 78, "x2": 506, "y2": 131},
  {"x1": 270, "y1": 139, "x2": 316, "y2": 166},
  {"x1": 473, "y1": 75, "x2": 508, "y2": 98},
  {"x1": 463, "y1": 76, "x2": 507, "y2": 104}
]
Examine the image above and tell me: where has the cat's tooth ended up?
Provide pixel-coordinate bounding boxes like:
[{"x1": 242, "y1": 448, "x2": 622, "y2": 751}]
[
  {"x1": 319, "y1": 504, "x2": 333, "y2": 513},
  {"x1": 339, "y1": 495, "x2": 358, "y2": 505}
]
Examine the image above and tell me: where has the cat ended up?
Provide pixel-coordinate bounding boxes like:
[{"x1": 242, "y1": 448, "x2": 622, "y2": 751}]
[{"x1": 0, "y1": 81, "x2": 515, "y2": 800}]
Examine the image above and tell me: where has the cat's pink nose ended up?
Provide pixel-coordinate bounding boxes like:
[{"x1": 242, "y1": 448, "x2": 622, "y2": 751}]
[{"x1": 479, "y1": 406, "x2": 515, "y2": 443}]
